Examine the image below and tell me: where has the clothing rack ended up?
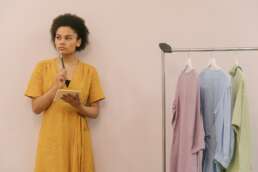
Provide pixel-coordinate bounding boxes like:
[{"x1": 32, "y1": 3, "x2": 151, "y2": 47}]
[{"x1": 158, "y1": 42, "x2": 258, "y2": 172}]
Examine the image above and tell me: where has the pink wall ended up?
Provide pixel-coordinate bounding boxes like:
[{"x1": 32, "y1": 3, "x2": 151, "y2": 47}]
[{"x1": 0, "y1": 0, "x2": 257, "y2": 172}]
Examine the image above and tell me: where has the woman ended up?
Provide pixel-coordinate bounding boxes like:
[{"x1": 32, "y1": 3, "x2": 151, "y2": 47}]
[{"x1": 25, "y1": 13, "x2": 105, "y2": 172}]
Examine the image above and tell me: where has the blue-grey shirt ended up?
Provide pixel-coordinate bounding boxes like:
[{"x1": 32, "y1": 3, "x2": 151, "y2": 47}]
[{"x1": 199, "y1": 68, "x2": 234, "y2": 172}]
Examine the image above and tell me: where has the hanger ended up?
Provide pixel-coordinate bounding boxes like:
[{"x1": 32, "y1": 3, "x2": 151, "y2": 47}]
[
  {"x1": 207, "y1": 52, "x2": 221, "y2": 70},
  {"x1": 207, "y1": 58, "x2": 220, "y2": 69},
  {"x1": 234, "y1": 58, "x2": 242, "y2": 72},
  {"x1": 183, "y1": 52, "x2": 194, "y2": 73}
]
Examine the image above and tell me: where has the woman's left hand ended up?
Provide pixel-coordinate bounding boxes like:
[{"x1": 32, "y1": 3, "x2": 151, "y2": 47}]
[{"x1": 61, "y1": 93, "x2": 81, "y2": 108}]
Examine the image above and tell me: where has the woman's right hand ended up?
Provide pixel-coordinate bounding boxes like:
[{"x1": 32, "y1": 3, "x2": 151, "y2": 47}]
[
  {"x1": 53, "y1": 69, "x2": 67, "y2": 89},
  {"x1": 32, "y1": 69, "x2": 67, "y2": 114}
]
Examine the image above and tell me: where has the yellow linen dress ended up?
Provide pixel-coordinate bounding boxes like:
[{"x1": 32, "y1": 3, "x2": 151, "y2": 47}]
[{"x1": 25, "y1": 58, "x2": 105, "y2": 172}]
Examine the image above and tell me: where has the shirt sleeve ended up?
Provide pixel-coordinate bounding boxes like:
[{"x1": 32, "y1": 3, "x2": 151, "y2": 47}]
[
  {"x1": 214, "y1": 86, "x2": 235, "y2": 168},
  {"x1": 87, "y1": 68, "x2": 105, "y2": 104},
  {"x1": 192, "y1": 84, "x2": 205, "y2": 172},
  {"x1": 232, "y1": 81, "x2": 244, "y2": 129},
  {"x1": 24, "y1": 62, "x2": 44, "y2": 98},
  {"x1": 192, "y1": 85, "x2": 205, "y2": 154},
  {"x1": 171, "y1": 77, "x2": 180, "y2": 127}
]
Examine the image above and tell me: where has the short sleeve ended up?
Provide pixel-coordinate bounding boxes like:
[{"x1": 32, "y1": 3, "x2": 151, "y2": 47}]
[
  {"x1": 171, "y1": 95, "x2": 178, "y2": 126},
  {"x1": 24, "y1": 62, "x2": 43, "y2": 98},
  {"x1": 171, "y1": 76, "x2": 180, "y2": 126},
  {"x1": 214, "y1": 86, "x2": 234, "y2": 168},
  {"x1": 87, "y1": 68, "x2": 105, "y2": 104},
  {"x1": 232, "y1": 81, "x2": 244, "y2": 128},
  {"x1": 191, "y1": 85, "x2": 205, "y2": 154}
]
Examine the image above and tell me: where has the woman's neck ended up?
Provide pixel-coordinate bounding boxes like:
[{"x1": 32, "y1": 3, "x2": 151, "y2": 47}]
[{"x1": 62, "y1": 53, "x2": 78, "y2": 65}]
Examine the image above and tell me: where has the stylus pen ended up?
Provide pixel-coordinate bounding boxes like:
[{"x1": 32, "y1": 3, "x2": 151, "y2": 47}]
[
  {"x1": 59, "y1": 52, "x2": 70, "y2": 87},
  {"x1": 60, "y1": 53, "x2": 65, "y2": 69}
]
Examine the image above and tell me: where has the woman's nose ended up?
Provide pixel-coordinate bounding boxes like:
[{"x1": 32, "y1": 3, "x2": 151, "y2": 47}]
[{"x1": 59, "y1": 38, "x2": 66, "y2": 44}]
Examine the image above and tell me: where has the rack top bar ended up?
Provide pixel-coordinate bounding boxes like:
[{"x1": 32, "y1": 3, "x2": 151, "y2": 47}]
[
  {"x1": 172, "y1": 47, "x2": 258, "y2": 53},
  {"x1": 158, "y1": 43, "x2": 258, "y2": 53}
]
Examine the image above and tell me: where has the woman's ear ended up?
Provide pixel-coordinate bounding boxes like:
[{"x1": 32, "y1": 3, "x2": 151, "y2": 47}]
[{"x1": 76, "y1": 39, "x2": 82, "y2": 47}]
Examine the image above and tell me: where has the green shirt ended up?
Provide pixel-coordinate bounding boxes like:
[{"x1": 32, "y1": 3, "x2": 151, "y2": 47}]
[{"x1": 227, "y1": 65, "x2": 252, "y2": 172}]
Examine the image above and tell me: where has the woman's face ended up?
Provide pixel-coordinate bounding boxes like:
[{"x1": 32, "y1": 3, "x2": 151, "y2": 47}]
[{"x1": 54, "y1": 26, "x2": 81, "y2": 55}]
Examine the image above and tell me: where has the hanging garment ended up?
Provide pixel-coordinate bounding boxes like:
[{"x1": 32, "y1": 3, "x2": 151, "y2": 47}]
[
  {"x1": 170, "y1": 69, "x2": 205, "y2": 172},
  {"x1": 226, "y1": 65, "x2": 252, "y2": 172},
  {"x1": 199, "y1": 68, "x2": 234, "y2": 172}
]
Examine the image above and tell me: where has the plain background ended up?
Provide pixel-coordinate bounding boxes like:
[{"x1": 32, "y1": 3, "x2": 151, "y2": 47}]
[{"x1": 0, "y1": 0, "x2": 257, "y2": 172}]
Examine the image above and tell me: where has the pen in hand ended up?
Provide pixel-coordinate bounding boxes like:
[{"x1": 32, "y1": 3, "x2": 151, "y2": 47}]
[{"x1": 59, "y1": 52, "x2": 70, "y2": 87}]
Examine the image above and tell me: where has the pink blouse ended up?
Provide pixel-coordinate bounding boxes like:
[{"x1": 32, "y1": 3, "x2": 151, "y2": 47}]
[{"x1": 170, "y1": 70, "x2": 205, "y2": 172}]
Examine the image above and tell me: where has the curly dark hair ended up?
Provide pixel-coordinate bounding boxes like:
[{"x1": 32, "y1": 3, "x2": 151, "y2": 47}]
[{"x1": 50, "y1": 13, "x2": 89, "y2": 51}]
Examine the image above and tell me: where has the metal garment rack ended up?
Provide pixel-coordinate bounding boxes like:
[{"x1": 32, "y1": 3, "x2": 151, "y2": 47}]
[{"x1": 158, "y1": 42, "x2": 258, "y2": 172}]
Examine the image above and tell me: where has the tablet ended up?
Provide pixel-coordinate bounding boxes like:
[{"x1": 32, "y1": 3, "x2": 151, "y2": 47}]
[{"x1": 54, "y1": 89, "x2": 80, "y2": 101}]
